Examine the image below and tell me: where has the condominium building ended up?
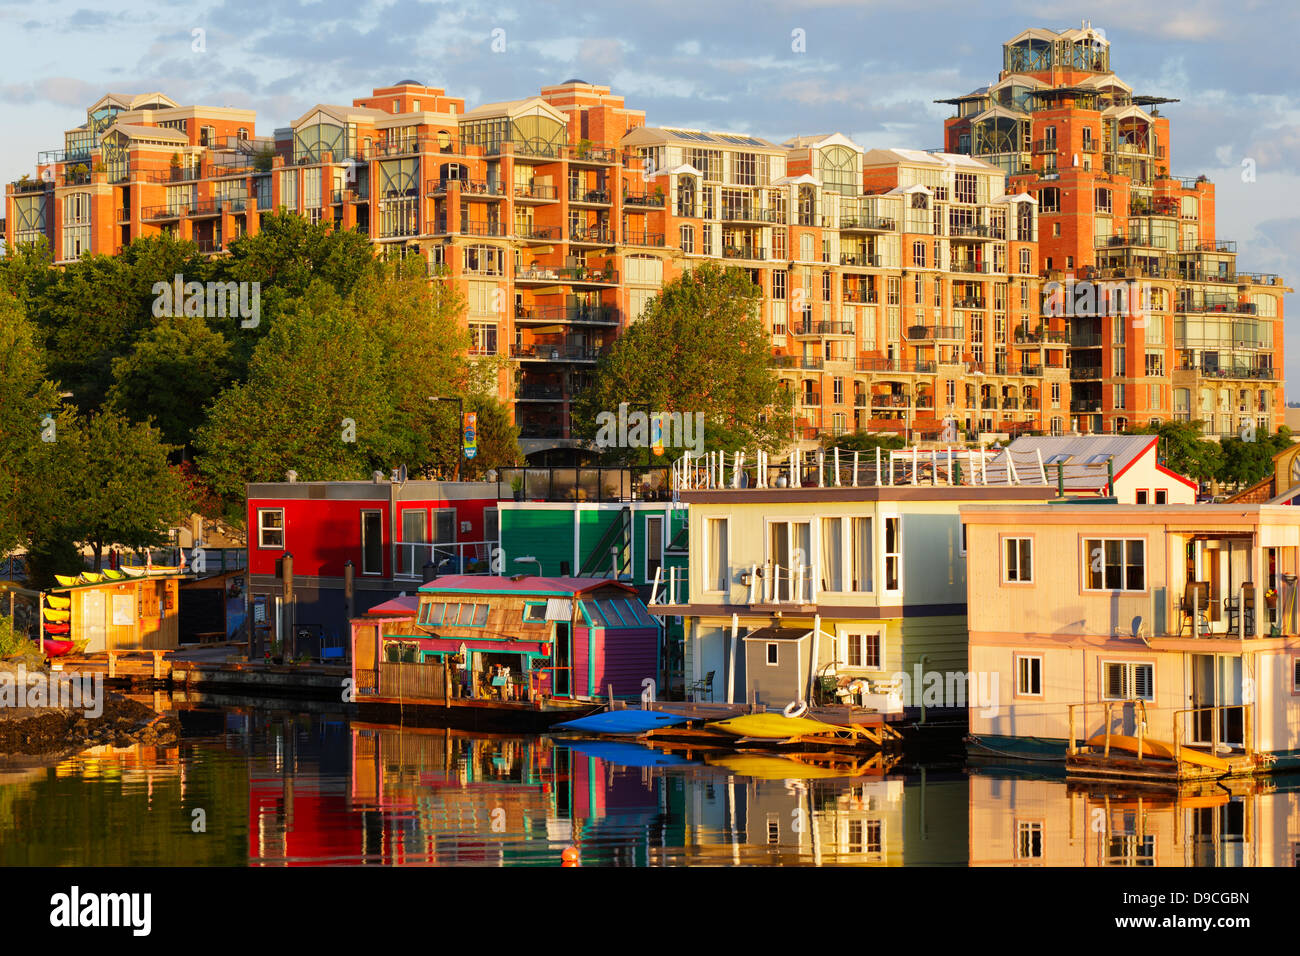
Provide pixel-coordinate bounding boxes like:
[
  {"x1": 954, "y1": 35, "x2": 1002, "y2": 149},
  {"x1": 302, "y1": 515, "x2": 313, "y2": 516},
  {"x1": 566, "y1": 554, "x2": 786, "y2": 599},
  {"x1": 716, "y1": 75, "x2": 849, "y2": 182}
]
[
  {"x1": 7, "y1": 29, "x2": 1281, "y2": 454},
  {"x1": 940, "y1": 23, "x2": 1290, "y2": 436}
]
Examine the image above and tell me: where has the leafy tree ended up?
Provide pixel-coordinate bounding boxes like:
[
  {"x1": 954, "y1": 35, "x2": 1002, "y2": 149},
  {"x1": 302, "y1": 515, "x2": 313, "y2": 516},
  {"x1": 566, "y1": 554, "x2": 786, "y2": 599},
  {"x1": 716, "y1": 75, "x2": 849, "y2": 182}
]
[
  {"x1": 0, "y1": 293, "x2": 64, "y2": 556},
  {"x1": 1218, "y1": 427, "x2": 1296, "y2": 488},
  {"x1": 1127, "y1": 420, "x2": 1222, "y2": 483},
  {"x1": 572, "y1": 262, "x2": 792, "y2": 459},
  {"x1": 821, "y1": 431, "x2": 905, "y2": 454},
  {"x1": 107, "y1": 316, "x2": 234, "y2": 456}
]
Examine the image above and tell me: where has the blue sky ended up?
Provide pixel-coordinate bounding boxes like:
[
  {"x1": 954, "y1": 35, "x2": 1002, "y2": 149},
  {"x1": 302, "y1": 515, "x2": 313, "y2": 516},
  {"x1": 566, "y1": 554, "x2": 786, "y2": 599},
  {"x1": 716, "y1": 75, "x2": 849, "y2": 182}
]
[{"x1": 2, "y1": 0, "x2": 1295, "y2": 384}]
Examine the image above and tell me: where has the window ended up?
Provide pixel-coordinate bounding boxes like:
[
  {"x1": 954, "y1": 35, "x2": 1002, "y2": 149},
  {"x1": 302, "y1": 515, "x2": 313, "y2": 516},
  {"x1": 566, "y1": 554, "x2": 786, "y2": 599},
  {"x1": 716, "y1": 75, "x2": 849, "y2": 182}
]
[
  {"x1": 1084, "y1": 538, "x2": 1145, "y2": 591},
  {"x1": 1135, "y1": 490, "x2": 1149, "y2": 505},
  {"x1": 882, "y1": 516, "x2": 902, "y2": 592},
  {"x1": 705, "y1": 517, "x2": 729, "y2": 592},
  {"x1": 851, "y1": 517, "x2": 873, "y2": 592},
  {"x1": 1016, "y1": 822, "x2": 1044, "y2": 860},
  {"x1": 680, "y1": 224, "x2": 694, "y2": 253},
  {"x1": 1003, "y1": 537, "x2": 1033, "y2": 583},
  {"x1": 1019, "y1": 248, "x2": 1031, "y2": 274},
  {"x1": 257, "y1": 509, "x2": 284, "y2": 549},
  {"x1": 1103, "y1": 661, "x2": 1154, "y2": 701},
  {"x1": 1155, "y1": 490, "x2": 1167, "y2": 505},
  {"x1": 645, "y1": 515, "x2": 664, "y2": 581},
  {"x1": 418, "y1": 602, "x2": 444, "y2": 626},
  {"x1": 361, "y1": 510, "x2": 383, "y2": 575},
  {"x1": 766, "y1": 642, "x2": 779, "y2": 666},
  {"x1": 1016, "y1": 655, "x2": 1042, "y2": 696},
  {"x1": 844, "y1": 633, "x2": 882, "y2": 669},
  {"x1": 523, "y1": 603, "x2": 546, "y2": 623},
  {"x1": 820, "y1": 517, "x2": 844, "y2": 591}
]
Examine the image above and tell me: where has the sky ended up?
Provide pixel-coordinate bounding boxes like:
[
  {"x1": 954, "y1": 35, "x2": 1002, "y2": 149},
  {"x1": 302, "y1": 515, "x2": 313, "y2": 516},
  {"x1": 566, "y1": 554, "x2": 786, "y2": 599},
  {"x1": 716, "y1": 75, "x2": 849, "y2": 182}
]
[{"x1": 1, "y1": 0, "x2": 1295, "y2": 381}]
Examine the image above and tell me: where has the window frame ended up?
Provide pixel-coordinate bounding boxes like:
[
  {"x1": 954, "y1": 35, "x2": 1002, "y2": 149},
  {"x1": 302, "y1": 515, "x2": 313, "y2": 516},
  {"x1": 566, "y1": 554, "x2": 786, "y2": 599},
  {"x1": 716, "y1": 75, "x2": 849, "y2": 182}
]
[
  {"x1": 644, "y1": 514, "x2": 664, "y2": 583},
  {"x1": 1100, "y1": 659, "x2": 1155, "y2": 702},
  {"x1": 1014, "y1": 653, "x2": 1043, "y2": 698},
  {"x1": 257, "y1": 508, "x2": 285, "y2": 550},
  {"x1": 360, "y1": 509, "x2": 384, "y2": 576},
  {"x1": 1082, "y1": 536, "x2": 1147, "y2": 593},
  {"x1": 1002, "y1": 535, "x2": 1034, "y2": 584}
]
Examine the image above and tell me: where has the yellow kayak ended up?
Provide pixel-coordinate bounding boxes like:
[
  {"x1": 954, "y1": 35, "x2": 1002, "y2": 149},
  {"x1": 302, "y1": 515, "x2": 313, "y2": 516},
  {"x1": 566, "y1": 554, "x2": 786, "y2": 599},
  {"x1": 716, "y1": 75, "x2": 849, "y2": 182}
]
[
  {"x1": 707, "y1": 713, "x2": 847, "y2": 740},
  {"x1": 42, "y1": 608, "x2": 70, "y2": 622},
  {"x1": 45, "y1": 595, "x2": 71, "y2": 610},
  {"x1": 54, "y1": 574, "x2": 79, "y2": 587},
  {"x1": 1085, "y1": 734, "x2": 1231, "y2": 771},
  {"x1": 78, "y1": 572, "x2": 103, "y2": 584},
  {"x1": 707, "y1": 753, "x2": 860, "y2": 780},
  {"x1": 102, "y1": 569, "x2": 124, "y2": 581},
  {"x1": 148, "y1": 565, "x2": 181, "y2": 575}
]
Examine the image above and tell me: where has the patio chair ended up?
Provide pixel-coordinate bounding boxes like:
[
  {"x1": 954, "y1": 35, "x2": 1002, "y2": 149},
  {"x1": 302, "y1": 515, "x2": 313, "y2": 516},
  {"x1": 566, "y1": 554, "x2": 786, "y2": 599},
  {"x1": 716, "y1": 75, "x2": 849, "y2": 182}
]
[
  {"x1": 690, "y1": 670, "x2": 715, "y2": 703},
  {"x1": 1180, "y1": 581, "x2": 1210, "y2": 636}
]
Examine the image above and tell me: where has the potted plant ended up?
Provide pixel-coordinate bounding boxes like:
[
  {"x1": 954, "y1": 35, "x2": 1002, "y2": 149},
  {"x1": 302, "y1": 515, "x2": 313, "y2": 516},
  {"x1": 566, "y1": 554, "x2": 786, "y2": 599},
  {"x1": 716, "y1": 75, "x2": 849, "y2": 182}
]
[{"x1": 510, "y1": 475, "x2": 525, "y2": 500}]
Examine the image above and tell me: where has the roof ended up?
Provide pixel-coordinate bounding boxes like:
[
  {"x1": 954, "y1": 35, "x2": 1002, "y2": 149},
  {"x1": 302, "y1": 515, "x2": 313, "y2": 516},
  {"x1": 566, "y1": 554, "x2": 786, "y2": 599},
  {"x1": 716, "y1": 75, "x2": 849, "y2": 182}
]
[
  {"x1": 461, "y1": 96, "x2": 567, "y2": 122},
  {"x1": 417, "y1": 574, "x2": 638, "y2": 597},
  {"x1": 365, "y1": 595, "x2": 418, "y2": 616},
  {"x1": 104, "y1": 123, "x2": 188, "y2": 142},
  {"x1": 621, "y1": 126, "x2": 782, "y2": 151},
  {"x1": 984, "y1": 435, "x2": 1159, "y2": 489},
  {"x1": 861, "y1": 147, "x2": 1001, "y2": 172}
]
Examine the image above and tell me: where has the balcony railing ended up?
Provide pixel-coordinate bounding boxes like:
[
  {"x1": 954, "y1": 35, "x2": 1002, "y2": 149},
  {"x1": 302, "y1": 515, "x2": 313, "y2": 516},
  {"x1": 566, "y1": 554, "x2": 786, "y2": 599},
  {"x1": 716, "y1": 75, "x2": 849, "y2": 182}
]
[
  {"x1": 517, "y1": 224, "x2": 560, "y2": 240},
  {"x1": 720, "y1": 208, "x2": 783, "y2": 223},
  {"x1": 842, "y1": 288, "x2": 878, "y2": 304},
  {"x1": 622, "y1": 190, "x2": 665, "y2": 208},
  {"x1": 10, "y1": 179, "x2": 49, "y2": 194},
  {"x1": 394, "y1": 540, "x2": 498, "y2": 579},
  {"x1": 624, "y1": 231, "x2": 665, "y2": 247},
  {"x1": 1070, "y1": 399, "x2": 1102, "y2": 413},
  {"x1": 436, "y1": 218, "x2": 506, "y2": 237},
  {"x1": 951, "y1": 260, "x2": 991, "y2": 274},
  {"x1": 796, "y1": 319, "x2": 855, "y2": 337},
  {"x1": 570, "y1": 225, "x2": 616, "y2": 244},
  {"x1": 839, "y1": 215, "x2": 896, "y2": 231},
  {"x1": 840, "y1": 253, "x2": 882, "y2": 268},
  {"x1": 952, "y1": 297, "x2": 986, "y2": 310},
  {"x1": 855, "y1": 357, "x2": 937, "y2": 374},
  {"x1": 515, "y1": 304, "x2": 619, "y2": 324},
  {"x1": 511, "y1": 343, "x2": 609, "y2": 362},
  {"x1": 722, "y1": 245, "x2": 766, "y2": 260},
  {"x1": 771, "y1": 355, "x2": 826, "y2": 370},
  {"x1": 426, "y1": 177, "x2": 506, "y2": 197},
  {"x1": 1015, "y1": 327, "x2": 1070, "y2": 344},
  {"x1": 569, "y1": 187, "x2": 612, "y2": 204},
  {"x1": 1070, "y1": 366, "x2": 1102, "y2": 380},
  {"x1": 950, "y1": 223, "x2": 993, "y2": 239},
  {"x1": 1177, "y1": 363, "x2": 1276, "y2": 380},
  {"x1": 515, "y1": 265, "x2": 619, "y2": 284},
  {"x1": 514, "y1": 183, "x2": 558, "y2": 200}
]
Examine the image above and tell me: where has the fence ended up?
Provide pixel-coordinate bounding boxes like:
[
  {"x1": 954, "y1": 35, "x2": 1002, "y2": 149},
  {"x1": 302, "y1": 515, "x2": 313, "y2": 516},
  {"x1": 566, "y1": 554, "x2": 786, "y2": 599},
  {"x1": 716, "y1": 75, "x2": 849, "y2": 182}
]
[
  {"x1": 394, "y1": 540, "x2": 498, "y2": 578},
  {"x1": 378, "y1": 661, "x2": 447, "y2": 700}
]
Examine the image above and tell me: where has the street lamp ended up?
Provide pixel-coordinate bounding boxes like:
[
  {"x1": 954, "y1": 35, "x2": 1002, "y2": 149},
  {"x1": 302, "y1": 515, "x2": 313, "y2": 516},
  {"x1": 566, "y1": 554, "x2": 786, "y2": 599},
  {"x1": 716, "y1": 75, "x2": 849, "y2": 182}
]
[
  {"x1": 514, "y1": 556, "x2": 542, "y2": 578},
  {"x1": 428, "y1": 395, "x2": 463, "y2": 480}
]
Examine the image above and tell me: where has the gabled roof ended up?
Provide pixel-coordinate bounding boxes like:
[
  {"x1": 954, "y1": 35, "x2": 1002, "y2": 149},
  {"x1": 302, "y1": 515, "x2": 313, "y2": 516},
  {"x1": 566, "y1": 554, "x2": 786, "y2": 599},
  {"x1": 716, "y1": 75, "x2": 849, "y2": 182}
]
[
  {"x1": 290, "y1": 104, "x2": 390, "y2": 128},
  {"x1": 103, "y1": 123, "x2": 188, "y2": 142},
  {"x1": 782, "y1": 132, "x2": 861, "y2": 152},
  {"x1": 366, "y1": 595, "x2": 418, "y2": 616},
  {"x1": 621, "y1": 125, "x2": 781, "y2": 151},
  {"x1": 418, "y1": 574, "x2": 638, "y2": 597},
  {"x1": 461, "y1": 96, "x2": 567, "y2": 123},
  {"x1": 983, "y1": 435, "x2": 1192, "y2": 490}
]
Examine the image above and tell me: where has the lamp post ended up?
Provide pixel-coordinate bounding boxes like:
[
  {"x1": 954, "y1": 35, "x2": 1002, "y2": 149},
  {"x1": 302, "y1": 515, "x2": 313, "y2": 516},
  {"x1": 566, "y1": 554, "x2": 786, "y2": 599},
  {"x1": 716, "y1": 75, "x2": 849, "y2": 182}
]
[
  {"x1": 514, "y1": 556, "x2": 542, "y2": 578},
  {"x1": 428, "y1": 395, "x2": 464, "y2": 480}
]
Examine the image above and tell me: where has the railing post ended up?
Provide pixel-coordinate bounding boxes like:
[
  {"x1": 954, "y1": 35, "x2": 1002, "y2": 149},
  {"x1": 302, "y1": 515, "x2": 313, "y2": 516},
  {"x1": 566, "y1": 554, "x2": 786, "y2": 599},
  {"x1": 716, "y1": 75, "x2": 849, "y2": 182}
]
[
  {"x1": 650, "y1": 565, "x2": 663, "y2": 605},
  {"x1": 1104, "y1": 702, "x2": 1112, "y2": 758},
  {"x1": 747, "y1": 564, "x2": 757, "y2": 605},
  {"x1": 1068, "y1": 705, "x2": 1076, "y2": 756},
  {"x1": 853, "y1": 450, "x2": 859, "y2": 487}
]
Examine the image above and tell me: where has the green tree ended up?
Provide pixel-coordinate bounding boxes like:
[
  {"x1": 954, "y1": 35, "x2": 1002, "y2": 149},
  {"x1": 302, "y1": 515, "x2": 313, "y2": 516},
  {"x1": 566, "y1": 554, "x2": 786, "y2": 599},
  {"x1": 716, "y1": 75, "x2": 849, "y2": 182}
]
[
  {"x1": 107, "y1": 316, "x2": 234, "y2": 456},
  {"x1": 821, "y1": 431, "x2": 906, "y2": 454},
  {"x1": 572, "y1": 262, "x2": 792, "y2": 458},
  {"x1": 1127, "y1": 420, "x2": 1221, "y2": 483}
]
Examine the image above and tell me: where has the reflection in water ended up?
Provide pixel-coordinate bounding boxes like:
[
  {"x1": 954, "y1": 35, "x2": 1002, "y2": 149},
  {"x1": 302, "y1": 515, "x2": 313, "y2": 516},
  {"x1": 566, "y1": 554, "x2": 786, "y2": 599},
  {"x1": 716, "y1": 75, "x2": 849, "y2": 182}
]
[{"x1": 0, "y1": 703, "x2": 1297, "y2": 866}]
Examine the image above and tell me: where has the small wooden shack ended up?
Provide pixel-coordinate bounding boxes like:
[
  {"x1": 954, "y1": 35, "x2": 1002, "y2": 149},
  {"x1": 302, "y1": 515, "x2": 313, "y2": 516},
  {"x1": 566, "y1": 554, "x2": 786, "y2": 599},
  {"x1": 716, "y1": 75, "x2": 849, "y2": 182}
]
[
  {"x1": 350, "y1": 575, "x2": 659, "y2": 704},
  {"x1": 48, "y1": 572, "x2": 182, "y2": 653}
]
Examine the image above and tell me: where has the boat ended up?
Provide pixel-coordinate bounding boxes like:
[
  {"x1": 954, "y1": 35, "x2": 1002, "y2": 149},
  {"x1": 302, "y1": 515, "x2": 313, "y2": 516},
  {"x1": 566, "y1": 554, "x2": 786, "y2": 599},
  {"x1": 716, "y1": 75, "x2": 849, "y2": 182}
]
[
  {"x1": 147, "y1": 565, "x2": 182, "y2": 575},
  {"x1": 54, "y1": 574, "x2": 79, "y2": 587},
  {"x1": 101, "y1": 569, "x2": 124, "y2": 581},
  {"x1": 553, "y1": 709, "x2": 690, "y2": 736},
  {"x1": 1083, "y1": 733, "x2": 1231, "y2": 772},
  {"x1": 120, "y1": 566, "x2": 148, "y2": 578},
  {"x1": 706, "y1": 713, "x2": 850, "y2": 740},
  {"x1": 42, "y1": 608, "x2": 70, "y2": 623},
  {"x1": 706, "y1": 753, "x2": 863, "y2": 780},
  {"x1": 40, "y1": 638, "x2": 74, "y2": 658},
  {"x1": 45, "y1": 595, "x2": 71, "y2": 610},
  {"x1": 77, "y1": 572, "x2": 102, "y2": 584},
  {"x1": 42, "y1": 622, "x2": 70, "y2": 635}
]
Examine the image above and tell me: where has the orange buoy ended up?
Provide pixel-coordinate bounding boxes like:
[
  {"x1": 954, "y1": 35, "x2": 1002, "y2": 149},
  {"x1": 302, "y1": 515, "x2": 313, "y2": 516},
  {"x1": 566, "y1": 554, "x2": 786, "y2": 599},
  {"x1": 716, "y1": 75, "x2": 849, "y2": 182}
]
[{"x1": 561, "y1": 846, "x2": 579, "y2": 864}]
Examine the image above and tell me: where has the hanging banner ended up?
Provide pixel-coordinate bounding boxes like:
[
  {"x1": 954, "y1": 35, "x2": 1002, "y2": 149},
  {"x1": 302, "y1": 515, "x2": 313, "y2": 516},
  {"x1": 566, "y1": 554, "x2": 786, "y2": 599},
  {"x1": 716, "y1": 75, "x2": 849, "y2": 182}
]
[
  {"x1": 463, "y1": 412, "x2": 478, "y2": 459},
  {"x1": 650, "y1": 412, "x2": 664, "y2": 457}
]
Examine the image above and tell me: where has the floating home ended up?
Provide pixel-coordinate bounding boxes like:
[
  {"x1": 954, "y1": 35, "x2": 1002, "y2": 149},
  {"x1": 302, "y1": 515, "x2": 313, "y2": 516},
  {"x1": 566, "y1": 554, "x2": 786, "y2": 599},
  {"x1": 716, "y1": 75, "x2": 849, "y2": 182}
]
[
  {"x1": 46, "y1": 570, "x2": 183, "y2": 653},
  {"x1": 649, "y1": 448, "x2": 1068, "y2": 716},
  {"x1": 350, "y1": 575, "x2": 660, "y2": 723},
  {"x1": 963, "y1": 493, "x2": 1300, "y2": 778}
]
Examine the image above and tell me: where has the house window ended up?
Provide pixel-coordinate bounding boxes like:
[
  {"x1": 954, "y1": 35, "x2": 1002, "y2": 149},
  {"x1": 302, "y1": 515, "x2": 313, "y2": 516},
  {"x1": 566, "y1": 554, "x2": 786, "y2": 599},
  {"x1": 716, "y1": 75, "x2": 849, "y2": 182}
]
[
  {"x1": 1003, "y1": 537, "x2": 1033, "y2": 583},
  {"x1": 766, "y1": 642, "x2": 779, "y2": 666},
  {"x1": 680, "y1": 224, "x2": 694, "y2": 254},
  {"x1": 645, "y1": 515, "x2": 664, "y2": 581},
  {"x1": 1016, "y1": 655, "x2": 1042, "y2": 696},
  {"x1": 844, "y1": 633, "x2": 882, "y2": 669},
  {"x1": 1016, "y1": 822, "x2": 1044, "y2": 860},
  {"x1": 883, "y1": 516, "x2": 901, "y2": 592},
  {"x1": 361, "y1": 510, "x2": 383, "y2": 575},
  {"x1": 1084, "y1": 538, "x2": 1145, "y2": 591},
  {"x1": 523, "y1": 603, "x2": 546, "y2": 623},
  {"x1": 1155, "y1": 490, "x2": 1167, "y2": 504},
  {"x1": 820, "y1": 517, "x2": 844, "y2": 591},
  {"x1": 851, "y1": 517, "x2": 873, "y2": 592},
  {"x1": 1103, "y1": 661, "x2": 1154, "y2": 701},
  {"x1": 705, "y1": 517, "x2": 729, "y2": 592},
  {"x1": 257, "y1": 509, "x2": 284, "y2": 550},
  {"x1": 1135, "y1": 490, "x2": 1149, "y2": 505}
]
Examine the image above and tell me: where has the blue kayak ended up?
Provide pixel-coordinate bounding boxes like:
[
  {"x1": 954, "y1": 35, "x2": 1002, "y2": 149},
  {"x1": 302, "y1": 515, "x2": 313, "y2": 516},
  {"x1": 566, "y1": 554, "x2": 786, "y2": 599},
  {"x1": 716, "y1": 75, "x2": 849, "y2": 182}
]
[
  {"x1": 567, "y1": 740, "x2": 691, "y2": 767},
  {"x1": 553, "y1": 709, "x2": 689, "y2": 735}
]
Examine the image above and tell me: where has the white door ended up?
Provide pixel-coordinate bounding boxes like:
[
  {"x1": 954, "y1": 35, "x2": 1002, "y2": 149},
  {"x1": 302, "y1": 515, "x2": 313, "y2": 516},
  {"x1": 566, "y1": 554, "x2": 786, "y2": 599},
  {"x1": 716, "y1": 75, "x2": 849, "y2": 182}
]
[{"x1": 81, "y1": 589, "x2": 107, "y2": 652}]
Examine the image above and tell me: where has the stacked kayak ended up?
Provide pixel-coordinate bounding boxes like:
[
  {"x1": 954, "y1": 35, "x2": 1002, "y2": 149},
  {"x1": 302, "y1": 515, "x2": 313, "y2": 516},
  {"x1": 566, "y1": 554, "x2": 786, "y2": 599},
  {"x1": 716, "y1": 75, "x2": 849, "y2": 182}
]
[
  {"x1": 553, "y1": 709, "x2": 690, "y2": 736},
  {"x1": 706, "y1": 713, "x2": 847, "y2": 740}
]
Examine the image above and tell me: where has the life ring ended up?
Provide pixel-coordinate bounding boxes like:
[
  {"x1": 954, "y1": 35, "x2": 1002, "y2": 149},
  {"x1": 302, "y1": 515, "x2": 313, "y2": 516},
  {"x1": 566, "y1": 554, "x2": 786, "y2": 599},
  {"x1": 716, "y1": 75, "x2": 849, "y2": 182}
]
[{"x1": 783, "y1": 699, "x2": 808, "y2": 719}]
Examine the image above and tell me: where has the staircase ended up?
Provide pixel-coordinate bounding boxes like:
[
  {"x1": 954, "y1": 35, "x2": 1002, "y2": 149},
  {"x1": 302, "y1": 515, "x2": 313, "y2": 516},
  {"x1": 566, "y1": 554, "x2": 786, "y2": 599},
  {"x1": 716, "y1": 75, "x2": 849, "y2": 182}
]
[{"x1": 579, "y1": 507, "x2": 632, "y2": 578}]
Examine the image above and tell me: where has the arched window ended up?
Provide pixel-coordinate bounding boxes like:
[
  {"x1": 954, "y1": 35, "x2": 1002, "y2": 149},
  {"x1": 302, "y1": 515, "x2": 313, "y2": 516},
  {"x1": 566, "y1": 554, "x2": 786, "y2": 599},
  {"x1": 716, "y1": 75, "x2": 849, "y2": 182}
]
[{"x1": 819, "y1": 145, "x2": 857, "y2": 197}]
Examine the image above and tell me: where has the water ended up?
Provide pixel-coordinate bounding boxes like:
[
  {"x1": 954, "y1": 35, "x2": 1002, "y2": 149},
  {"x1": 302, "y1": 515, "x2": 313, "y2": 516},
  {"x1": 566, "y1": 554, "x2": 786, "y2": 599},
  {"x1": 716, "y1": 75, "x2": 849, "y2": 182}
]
[{"x1": 0, "y1": 698, "x2": 1293, "y2": 866}]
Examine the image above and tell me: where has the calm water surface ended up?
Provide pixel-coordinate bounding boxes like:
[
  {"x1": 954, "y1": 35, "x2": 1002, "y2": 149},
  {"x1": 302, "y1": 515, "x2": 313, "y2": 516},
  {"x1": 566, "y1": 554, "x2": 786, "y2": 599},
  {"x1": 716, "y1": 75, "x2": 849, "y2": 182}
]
[{"x1": 0, "y1": 697, "x2": 1293, "y2": 866}]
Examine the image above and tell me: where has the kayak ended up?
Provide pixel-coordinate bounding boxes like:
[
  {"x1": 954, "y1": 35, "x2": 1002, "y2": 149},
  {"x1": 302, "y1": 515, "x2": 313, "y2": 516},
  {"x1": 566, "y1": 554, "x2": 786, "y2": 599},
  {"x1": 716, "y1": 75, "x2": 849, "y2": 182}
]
[
  {"x1": 1085, "y1": 733, "x2": 1231, "y2": 771},
  {"x1": 707, "y1": 753, "x2": 860, "y2": 780},
  {"x1": 45, "y1": 596, "x2": 71, "y2": 610},
  {"x1": 567, "y1": 740, "x2": 691, "y2": 767},
  {"x1": 42, "y1": 622, "x2": 71, "y2": 635},
  {"x1": 706, "y1": 713, "x2": 847, "y2": 740},
  {"x1": 120, "y1": 566, "x2": 148, "y2": 578},
  {"x1": 102, "y1": 569, "x2": 124, "y2": 581},
  {"x1": 41, "y1": 638, "x2": 74, "y2": 658},
  {"x1": 78, "y1": 572, "x2": 102, "y2": 584},
  {"x1": 553, "y1": 709, "x2": 690, "y2": 735},
  {"x1": 42, "y1": 608, "x2": 70, "y2": 623},
  {"x1": 54, "y1": 574, "x2": 79, "y2": 587}
]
